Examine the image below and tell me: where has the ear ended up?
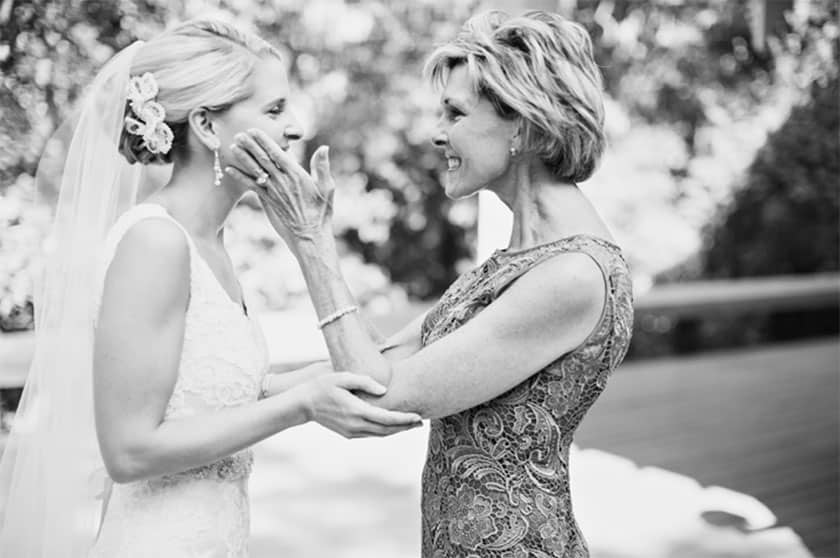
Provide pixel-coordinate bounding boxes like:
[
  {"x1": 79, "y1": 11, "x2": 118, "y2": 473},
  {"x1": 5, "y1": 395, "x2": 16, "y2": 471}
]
[{"x1": 187, "y1": 107, "x2": 220, "y2": 150}]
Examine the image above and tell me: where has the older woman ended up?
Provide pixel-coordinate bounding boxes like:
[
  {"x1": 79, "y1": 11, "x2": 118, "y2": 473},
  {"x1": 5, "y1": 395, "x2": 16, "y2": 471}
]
[{"x1": 229, "y1": 10, "x2": 634, "y2": 558}]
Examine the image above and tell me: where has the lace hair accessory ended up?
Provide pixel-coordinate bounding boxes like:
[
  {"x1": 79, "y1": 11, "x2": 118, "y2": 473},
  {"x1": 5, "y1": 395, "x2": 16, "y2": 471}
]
[{"x1": 124, "y1": 72, "x2": 174, "y2": 155}]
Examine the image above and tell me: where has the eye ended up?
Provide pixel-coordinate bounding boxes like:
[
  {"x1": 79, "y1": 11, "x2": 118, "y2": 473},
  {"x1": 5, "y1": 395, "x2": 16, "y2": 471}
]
[
  {"x1": 267, "y1": 101, "x2": 286, "y2": 116},
  {"x1": 445, "y1": 106, "x2": 465, "y2": 121}
]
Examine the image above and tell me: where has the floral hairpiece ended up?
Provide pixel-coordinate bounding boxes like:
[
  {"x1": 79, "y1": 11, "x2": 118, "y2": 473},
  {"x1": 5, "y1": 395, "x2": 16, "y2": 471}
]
[{"x1": 124, "y1": 72, "x2": 174, "y2": 155}]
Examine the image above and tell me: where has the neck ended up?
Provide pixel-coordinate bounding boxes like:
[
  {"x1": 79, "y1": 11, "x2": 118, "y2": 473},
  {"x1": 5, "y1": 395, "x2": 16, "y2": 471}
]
[
  {"x1": 147, "y1": 152, "x2": 244, "y2": 242},
  {"x1": 493, "y1": 159, "x2": 595, "y2": 250}
]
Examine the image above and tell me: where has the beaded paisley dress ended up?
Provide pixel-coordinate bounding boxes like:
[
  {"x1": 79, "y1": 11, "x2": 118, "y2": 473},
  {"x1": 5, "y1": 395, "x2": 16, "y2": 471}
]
[
  {"x1": 89, "y1": 204, "x2": 270, "y2": 558},
  {"x1": 420, "y1": 235, "x2": 634, "y2": 558}
]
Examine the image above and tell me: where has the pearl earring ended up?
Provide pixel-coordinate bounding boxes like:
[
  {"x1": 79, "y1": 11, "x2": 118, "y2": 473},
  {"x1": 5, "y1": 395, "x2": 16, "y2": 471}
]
[{"x1": 509, "y1": 146, "x2": 518, "y2": 157}]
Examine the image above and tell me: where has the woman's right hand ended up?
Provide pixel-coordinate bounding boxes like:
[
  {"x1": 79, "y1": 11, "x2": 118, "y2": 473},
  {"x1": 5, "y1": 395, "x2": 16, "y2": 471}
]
[
  {"x1": 226, "y1": 130, "x2": 335, "y2": 245},
  {"x1": 291, "y1": 372, "x2": 422, "y2": 438}
]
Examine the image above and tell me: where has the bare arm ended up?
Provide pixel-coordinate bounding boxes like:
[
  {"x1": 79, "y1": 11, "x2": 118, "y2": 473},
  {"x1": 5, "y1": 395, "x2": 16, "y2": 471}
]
[
  {"x1": 228, "y1": 131, "x2": 604, "y2": 419},
  {"x1": 292, "y1": 238, "x2": 605, "y2": 419},
  {"x1": 262, "y1": 310, "x2": 426, "y2": 396},
  {"x1": 379, "y1": 309, "x2": 427, "y2": 361},
  {"x1": 94, "y1": 219, "x2": 420, "y2": 484},
  {"x1": 261, "y1": 361, "x2": 332, "y2": 396}
]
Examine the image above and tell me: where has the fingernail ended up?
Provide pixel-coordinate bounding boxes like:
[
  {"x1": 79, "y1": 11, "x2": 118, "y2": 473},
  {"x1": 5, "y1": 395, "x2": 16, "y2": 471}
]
[{"x1": 224, "y1": 166, "x2": 233, "y2": 173}]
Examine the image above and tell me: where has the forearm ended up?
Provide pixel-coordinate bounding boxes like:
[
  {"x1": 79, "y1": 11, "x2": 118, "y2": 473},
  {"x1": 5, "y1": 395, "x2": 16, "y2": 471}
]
[
  {"x1": 262, "y1": 361, "x2": 331, "y2": 396},
  {"x1": 292, "y1": 234, "x2": 392, "y2": 385},
  {"x1": 360, "y1": 374, "x2": 441, "y2": 419},
  {"x1": 111, "y1": 390, "x2": 308, "y2": 483}
]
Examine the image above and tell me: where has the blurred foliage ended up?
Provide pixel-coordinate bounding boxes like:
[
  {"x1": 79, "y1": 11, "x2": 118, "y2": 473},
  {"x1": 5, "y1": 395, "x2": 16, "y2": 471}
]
[
  {"x1": 628, "y1": 2, "x2": 839, "y2": 359},
  {"x1": 1, "y1": 0, "x2": 838, "y2": 337},
  {"x1": 0, "y1": 175, "x2": 50, "y2": 331},
  {"x1": 0, "y1": 0, "x2": 171, "y2": 182},
  {"x1": 702, "y1": 75, "x2": 839, "y2": 278}
]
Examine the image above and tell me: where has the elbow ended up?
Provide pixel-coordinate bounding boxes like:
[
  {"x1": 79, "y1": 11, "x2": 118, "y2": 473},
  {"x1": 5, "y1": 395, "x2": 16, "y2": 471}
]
[
  {"x1": 414, "y1": 402, "x2": 447, "y2": 421},
  {"x1": 104, "y1": 456, "x2": 138, "y2": 484},
  {"x1": 378, "y1": 362, "x2": 395, "y2": 387},
  {"x1": 369, "y1": 367, "x2": 441, "y2": 418},
  {"x1": 356, "y1": 361, "x2": 393, "y2": 388},
  {"x1": 374, "y1": 382, "x2": 434, "y2": 419},
  {"x1": 383, "y1": 388, "x2": 458, "y2": 420},
  {"x1": 101, "y1": 447, "x2": 148, "y2": 484}
]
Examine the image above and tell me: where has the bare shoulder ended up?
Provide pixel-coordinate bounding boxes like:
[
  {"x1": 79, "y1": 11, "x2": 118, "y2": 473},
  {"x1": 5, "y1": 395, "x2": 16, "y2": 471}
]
[
  {"x1": 511, "y1": 251, "x2": 605, "y2": 311},
  {"x1": 115, "y1": 217, "x2": 189, "y2": 262},
  {"x1": 103, "y1": 217, "x2": 190, "y2": 313}
]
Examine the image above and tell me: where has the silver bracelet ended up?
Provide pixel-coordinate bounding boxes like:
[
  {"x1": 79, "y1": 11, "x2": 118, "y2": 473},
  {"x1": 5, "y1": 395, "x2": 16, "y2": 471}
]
[{"x1": 317, "y1": 305, "x2": 358, "y2": 329}]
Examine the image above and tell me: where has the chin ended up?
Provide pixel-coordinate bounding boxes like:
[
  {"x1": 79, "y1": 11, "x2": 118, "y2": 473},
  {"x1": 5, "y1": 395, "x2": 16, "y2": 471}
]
[{"x1": 444, "y1": 175, "x2": 482, "y2": 200}]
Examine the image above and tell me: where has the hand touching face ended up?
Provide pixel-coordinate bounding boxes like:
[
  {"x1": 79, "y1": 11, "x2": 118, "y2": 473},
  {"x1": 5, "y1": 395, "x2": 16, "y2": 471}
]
[
  {"x1": 226, "y1": 128, "x2": 334, "y2": 244},
  {"x1": 213, "y1": 57, "x2": 303, "y2": 193}
]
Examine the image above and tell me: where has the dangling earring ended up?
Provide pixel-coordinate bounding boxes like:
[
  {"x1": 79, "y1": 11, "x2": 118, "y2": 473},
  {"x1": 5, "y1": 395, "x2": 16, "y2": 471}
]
[
  {"x1": 213, "y1": 148, "x2": 223, "y2": 187},
  {"x1": 509, "y1": 146, "x2": 518, "y2": 157}
]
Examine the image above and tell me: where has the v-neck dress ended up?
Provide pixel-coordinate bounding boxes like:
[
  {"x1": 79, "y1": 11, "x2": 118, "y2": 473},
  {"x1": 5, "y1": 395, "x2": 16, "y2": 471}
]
[{"x1": 89, "y1": 203, "x2": 270, "y2": 558}]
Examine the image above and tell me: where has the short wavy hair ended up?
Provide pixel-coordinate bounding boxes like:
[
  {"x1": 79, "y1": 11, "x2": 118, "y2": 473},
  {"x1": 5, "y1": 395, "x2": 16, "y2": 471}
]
[
  {"x1": 425, "y1": 10, "x2": 605, "y2": 183},
  {"x1": 119, "y1": 19, "x2": 281, "y2": 165}
]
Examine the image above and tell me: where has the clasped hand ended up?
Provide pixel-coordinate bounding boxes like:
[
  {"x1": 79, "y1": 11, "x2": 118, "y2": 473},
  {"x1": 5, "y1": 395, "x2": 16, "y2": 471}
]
[
  {"x1": 290, "y1": 371, "x2": 422, "y2": 439},
  {"x1": 226, "y1": 129, "x2": 334, "y2": 245}
]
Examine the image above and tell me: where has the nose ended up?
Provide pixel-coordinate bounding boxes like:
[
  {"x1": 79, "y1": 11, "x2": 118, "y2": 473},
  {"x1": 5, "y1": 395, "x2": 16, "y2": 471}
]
[
  {"x1": 283, "y1": 125, "x2": 303, "y2": 141},
  {"x1": 432, "y1": 130, "x2": 448, "y2": 149},
  {"x1": 282, "y1": 110, "x2": 304, "y2": 142}
]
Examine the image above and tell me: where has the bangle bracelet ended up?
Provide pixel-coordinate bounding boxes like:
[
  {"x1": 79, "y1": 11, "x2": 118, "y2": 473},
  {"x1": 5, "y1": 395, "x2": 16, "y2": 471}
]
[{"x1": 317, "y1": 305, "x2": 358, "y2": 329}]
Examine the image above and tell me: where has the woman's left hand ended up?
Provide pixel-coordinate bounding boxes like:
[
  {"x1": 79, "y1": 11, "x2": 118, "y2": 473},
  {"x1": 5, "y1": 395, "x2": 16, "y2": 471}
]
[{"x1": 225, "y1": 129, "x2": 335, "y2": 243}]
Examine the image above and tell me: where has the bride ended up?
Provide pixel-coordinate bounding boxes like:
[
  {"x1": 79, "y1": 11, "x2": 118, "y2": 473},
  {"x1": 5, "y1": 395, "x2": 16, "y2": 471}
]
[{"x1": 0, "y1": 19, "x2": 420, "y2": 557}]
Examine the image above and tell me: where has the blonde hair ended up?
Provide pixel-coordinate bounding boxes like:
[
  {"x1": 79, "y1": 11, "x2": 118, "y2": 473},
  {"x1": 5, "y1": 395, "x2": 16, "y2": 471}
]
[
  {"x1": 425, "y1": 10, "x2": 605, "y2": 182},
  {"x1": 119, "y1": 19, "x2": 281, "y2": 165}
]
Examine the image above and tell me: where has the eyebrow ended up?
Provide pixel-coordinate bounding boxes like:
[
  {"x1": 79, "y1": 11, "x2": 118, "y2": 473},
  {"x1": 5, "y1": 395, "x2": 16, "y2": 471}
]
[
  {"x1": 442, "y1": 97, "x2": 467, "y2": 111},
  {"x1": 262, "y1": 97, "x2": 287, "y2": 110}
]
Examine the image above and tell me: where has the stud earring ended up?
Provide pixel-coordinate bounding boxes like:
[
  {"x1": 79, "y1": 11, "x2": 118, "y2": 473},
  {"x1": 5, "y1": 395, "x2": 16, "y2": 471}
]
[{"x1": 509, "y1": 146, "x2": 518, "y2": 157}]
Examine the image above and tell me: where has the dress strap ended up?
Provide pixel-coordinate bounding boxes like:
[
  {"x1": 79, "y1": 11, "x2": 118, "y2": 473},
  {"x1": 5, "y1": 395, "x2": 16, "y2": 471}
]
[
  {"x1": 489, "y1": 235, "x2": 633, "y2": 361},
  {"x1": 491, "y1": 235, "x2": 625, "y2": 298},
  {"x1": 94, "y1": 203, "x2": 195, "y2": 326}
]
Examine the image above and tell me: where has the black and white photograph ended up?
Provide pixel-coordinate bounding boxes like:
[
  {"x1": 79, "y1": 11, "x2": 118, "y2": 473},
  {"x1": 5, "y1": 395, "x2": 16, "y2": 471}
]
[{"x1": 0, "y1": 0, "x2": 837, "y2": 556}]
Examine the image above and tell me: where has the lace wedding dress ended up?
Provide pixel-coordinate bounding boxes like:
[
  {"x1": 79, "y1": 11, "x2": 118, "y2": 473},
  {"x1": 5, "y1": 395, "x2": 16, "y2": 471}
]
[{"x1": 89, "y1": 203, "x2": 270, "y2": 558}]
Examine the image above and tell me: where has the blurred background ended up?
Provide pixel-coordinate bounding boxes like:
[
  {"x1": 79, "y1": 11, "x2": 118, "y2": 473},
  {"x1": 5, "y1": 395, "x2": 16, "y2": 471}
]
[{"x1": 0, "y1": 1, "x2": 837, "y2": 557}]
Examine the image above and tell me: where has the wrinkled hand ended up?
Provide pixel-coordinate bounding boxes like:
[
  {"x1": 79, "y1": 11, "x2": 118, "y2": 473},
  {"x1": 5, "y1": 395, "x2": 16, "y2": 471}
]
[
  {"x1": 290, "y1": 372, "x2": 422, "y2": 438},
  {"x1": 225, "y1": 129, "x2": 335, "y2": 243}
]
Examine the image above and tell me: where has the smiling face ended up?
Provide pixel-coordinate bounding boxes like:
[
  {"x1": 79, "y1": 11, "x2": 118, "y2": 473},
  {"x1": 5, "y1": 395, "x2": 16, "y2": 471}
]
[
  {"x1": 432, "y1": 64, "x2": 519, "y2": 199},
  {"x1": 212, "y1": 56, "x2": 302, "y2": 172}
]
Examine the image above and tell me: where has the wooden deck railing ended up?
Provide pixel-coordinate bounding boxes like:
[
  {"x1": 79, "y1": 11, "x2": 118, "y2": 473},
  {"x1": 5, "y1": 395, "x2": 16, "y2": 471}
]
[
  {"x1": 634, "y1": 272, "x2": 840, "y2": 316},
  {"x1": 2, "y1": 273, "x2": 839, "y2": 389}
]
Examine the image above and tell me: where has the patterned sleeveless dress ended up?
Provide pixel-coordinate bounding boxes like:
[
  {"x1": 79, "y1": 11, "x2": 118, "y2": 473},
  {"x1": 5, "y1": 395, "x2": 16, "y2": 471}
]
[
  {"x1": 89, "y1": 203, "x2": 270, "y2": 557},
  {"x1": 420, "y1": 235, "x2": 634, "y2": 558}
]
